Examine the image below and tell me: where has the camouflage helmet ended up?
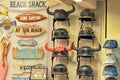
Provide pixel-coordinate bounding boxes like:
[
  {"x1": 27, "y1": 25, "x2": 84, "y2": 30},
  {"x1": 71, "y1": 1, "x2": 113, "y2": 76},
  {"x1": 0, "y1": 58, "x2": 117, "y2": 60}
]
[
  {"x1": 78, "y1": 27, "x2": 95, "y2": 41},
  {"x1": 79, "y1": 9, "x2": 95, "y2": 21}
]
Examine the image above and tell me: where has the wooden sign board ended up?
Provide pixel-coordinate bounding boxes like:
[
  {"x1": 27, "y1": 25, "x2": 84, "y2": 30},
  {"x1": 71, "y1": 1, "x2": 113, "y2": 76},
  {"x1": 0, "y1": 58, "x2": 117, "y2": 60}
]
[
  {"x1": 18, "y1": 39, "x2": 38, "y2": 47},
  {"x1": 12, "y1": 63, "x2": 47, "y2": 75},
  {"x1": 14, "y1": 26, "x2": 46, "y2": 37},
  {"x1": 30, "y1": 68, "x2": 47, "y2": 80},
  {"x1": 16, "y1": 13, "x2": 47, "y2": 22},
  {"x1": 12, "y1": 47, "x2": 44, "y2": 59},
  {"x1": 12, "y1": 76, "x2": 29, "y2": 80}
]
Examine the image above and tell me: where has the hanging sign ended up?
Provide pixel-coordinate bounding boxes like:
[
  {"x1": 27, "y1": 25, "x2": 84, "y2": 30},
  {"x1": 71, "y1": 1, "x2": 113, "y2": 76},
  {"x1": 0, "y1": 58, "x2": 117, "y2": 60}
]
[
  {"x1": 16, "y1": 13, "x2": 47, "y2": 22},
  {"x1": 12, "y1": 47, "x2": 44, "y2": 59},
  {"x1": 14, "y1": 25, "x2": 46, "y2": 37},
  {"x1": 18, "y1": 39, "x2": 38, "y2": 47}
]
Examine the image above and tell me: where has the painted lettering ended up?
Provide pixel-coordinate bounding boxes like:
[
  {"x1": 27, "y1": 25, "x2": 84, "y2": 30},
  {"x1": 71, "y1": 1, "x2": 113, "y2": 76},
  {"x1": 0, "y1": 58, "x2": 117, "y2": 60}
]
[
  {"x1": 28, "y1": 16, "x2": 41, "y2": 20},
  {"x1": 10, "y1": 1, "x2": 46, "y2": 8},
  {"x1": 28, "y1": 1, "x2": 46, "y2": 8},
  {"x1": 10, "y1": 1, "x2": 27, "y2": 8},
  {"x1": 20, "y1": 16, "x2": 28, "y2": 21}
]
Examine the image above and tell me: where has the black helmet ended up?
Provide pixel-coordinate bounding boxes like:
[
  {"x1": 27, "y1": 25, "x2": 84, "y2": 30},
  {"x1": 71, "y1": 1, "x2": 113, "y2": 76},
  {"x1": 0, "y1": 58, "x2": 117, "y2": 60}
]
[
  {"x1": 105, "y1": 77, "x2": 117, "y2": 80},
  {"x1": 77, "y1": 65, "x2": 93, "y2": 77},
  {"x1": 78, "y1": 27, "x2": 95, "y2": 41},
  {"x1": 79, "y1": 9, "x2": 95, "y2": 22},
  {"x1": 47, "y1": 4, "x2": 75, "y2": 28},
  {"x1": 71, "y1": 43, "x2": 101, "y2": 58},
  {"x1": 52, "y1": 28, "x2": 69, "y2": 41},
  {"x1": 52, "y1": 64, "x2": 67, "y2": 75}
]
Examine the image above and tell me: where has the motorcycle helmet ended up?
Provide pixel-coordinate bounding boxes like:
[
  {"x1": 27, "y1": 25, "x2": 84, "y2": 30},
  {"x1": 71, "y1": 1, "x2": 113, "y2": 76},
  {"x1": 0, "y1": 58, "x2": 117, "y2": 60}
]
[
  {"x1": 103, "y1": 53, "x2": 118, "y2": 64},
  {"x1": 52, "y1": 28, "x2": 69, "y2": 41},
  {"x1": 78, "y1": 27, "x2": 95, "y2": 41},
  {"x1": 47, "y1": 4, "x2": 75, "y2": 28},
  {"x1": 103, "y1": 40, "x2": 118, "y2": 49},
  {"x1": 77, "y1": 65, "x2": 93, "y2": 76},
  {"x1": 52, "y1": 64, "x2": 67, "y2": 75},
  {"x1": 105, "y1": 77, "x2": 117, "y2": 80},
  {"x1": 102, "y1": 65, "x2": 118, "y2": 76},
  {"x1": 79, "y1": 9, "x2": 95, "y2": 22}
]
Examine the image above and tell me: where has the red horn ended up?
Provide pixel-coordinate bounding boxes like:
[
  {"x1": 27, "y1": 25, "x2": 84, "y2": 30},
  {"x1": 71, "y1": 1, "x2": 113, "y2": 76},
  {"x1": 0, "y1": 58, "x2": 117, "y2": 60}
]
[
  {"x1": 66, "y1": 46, "x2": 72, "y2": 51},
  {"x1": 45, "y1": 43, "x2": 54, "y2": 52}
]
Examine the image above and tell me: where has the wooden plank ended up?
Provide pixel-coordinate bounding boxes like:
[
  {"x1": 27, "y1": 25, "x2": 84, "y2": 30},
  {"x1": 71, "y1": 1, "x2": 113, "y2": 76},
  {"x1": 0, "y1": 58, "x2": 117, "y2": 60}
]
[
  {"x1": 12, "y1": 47, "x2": 44, "y2": 59},
  {"x1": 12, "y1": 77, "x2": 29, "y2": 80},
  {"x1": 12, "y1": 63, "x2": 46, "y2": 75},
  {"x1": 16, "y1": 13, "x2": 47, "y2": 22},
  {"x1": 18, "y1": 39, "x2": 38, "y2": 47},
  {"x1": 14, "y1": 25, "x2": 46, "y2": 38}
]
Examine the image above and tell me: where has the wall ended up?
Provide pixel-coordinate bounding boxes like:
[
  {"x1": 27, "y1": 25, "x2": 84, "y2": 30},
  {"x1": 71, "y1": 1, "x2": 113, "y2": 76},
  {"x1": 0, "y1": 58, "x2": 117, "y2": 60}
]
[{"x1": 0, "y1": 1, "x2": 103, "y2": 80}]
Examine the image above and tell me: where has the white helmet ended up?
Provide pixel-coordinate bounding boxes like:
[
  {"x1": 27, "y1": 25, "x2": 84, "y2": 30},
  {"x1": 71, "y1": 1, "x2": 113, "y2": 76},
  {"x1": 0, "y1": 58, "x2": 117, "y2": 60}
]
[{"x1": 103, "y1": 53, "x2": 118, "y2": 64}]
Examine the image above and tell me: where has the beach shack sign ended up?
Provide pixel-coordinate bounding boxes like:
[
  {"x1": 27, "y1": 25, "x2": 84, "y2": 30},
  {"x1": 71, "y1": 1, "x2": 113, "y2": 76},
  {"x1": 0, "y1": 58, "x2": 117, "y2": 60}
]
[{"x1": 9, "y1": 0, "x2": 46, "y2": 11}]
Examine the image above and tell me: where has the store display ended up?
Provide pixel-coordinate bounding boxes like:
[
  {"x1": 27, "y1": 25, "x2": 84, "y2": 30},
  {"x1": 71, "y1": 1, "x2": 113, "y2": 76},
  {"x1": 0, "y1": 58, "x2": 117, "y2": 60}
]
[
  {"x1": 79, "y1": 9, "x2": 95, "y2": 21},
  {"x1": 103, "y1": 53, "x2": 118, "y2": 64},
  {"x1": 14, "y1": 25, "x2": 46, "y2": 37},
  {"x1": 18, "y1": 39, "x2": 38, "y2": 47},
  {"x1": 12, "y1": 47, "x2": 44, "y2": 59},
  {"x1": 0, "y1": 1, "x2": 116, "y2": 80},
  {"x1": 105, "y1": 77, "x2": 117, "y2": 80},
  {"x1": 102, "y1": 65, "x2": 118, "y2": 76},
  {"x1": 77, "y1": 65, "x2": 93, "y2": 79},
  {"x1": 103, "y1": 40, "x2": 118, "y2": 48},
  {"x1": 47, "y1": 4, "x2": 75, "y2": 28},
  {"x1": 16, "y1": 13, "x2": 47, "y2": 22}
]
